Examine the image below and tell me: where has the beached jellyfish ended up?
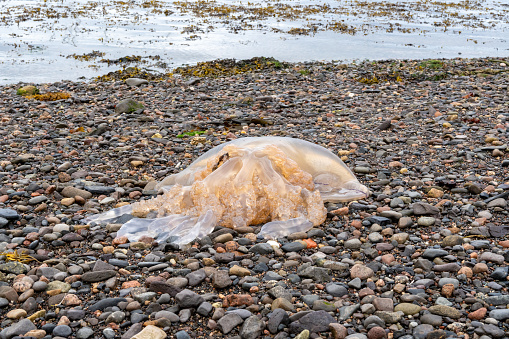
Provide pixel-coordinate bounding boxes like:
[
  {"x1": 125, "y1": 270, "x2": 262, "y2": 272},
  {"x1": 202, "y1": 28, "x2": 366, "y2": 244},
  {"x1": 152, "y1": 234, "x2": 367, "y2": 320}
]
[{"x1": 84, "y1": 137, "x2": 369, "y2": 247}]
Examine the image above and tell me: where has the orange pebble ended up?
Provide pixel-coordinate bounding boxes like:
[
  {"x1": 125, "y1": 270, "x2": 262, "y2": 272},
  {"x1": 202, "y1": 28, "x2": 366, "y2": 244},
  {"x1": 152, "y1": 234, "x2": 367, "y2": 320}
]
[
  {"x1": 122, "y1": 281, "x2": 141, "y2": 289},
  {"x1": 499, "y1": 240, "x2": 509, "y2": 248},
  {"x1": 304, "y1": 239, "x2": 317, "y2": 249}
]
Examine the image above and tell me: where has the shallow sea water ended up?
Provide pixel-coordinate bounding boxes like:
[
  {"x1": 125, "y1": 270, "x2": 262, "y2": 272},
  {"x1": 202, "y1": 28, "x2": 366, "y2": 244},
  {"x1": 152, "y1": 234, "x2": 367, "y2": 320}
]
[{"x1": 1, "y1": 0, "x2": 508, "y2": 84}]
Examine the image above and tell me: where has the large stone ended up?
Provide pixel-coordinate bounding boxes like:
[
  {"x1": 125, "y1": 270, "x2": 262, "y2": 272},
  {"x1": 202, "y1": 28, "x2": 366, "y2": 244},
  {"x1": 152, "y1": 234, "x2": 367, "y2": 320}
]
[
  {"x1": 186, "y1": 269, "x2": 207, "y2": 286},
  {"x1": 282, "y1": 241, "x2": 307, "y2": 252},
  {"x1": 131, "y1": 325, "x2": 166, "y2": 339},
  {"x1": 0, "y1": 209, "x2": 19, "y2": 219},
  {"x1": 155, "y1": 310, "x2": 180, "y2": 322},
  {"x1": 297, "y1": 265, "x2": 331, "y2": 282},
  {"x1": 420, "y1": 314, "x2": 442, "y2": 326},
  {"x1": 93, "y1": 260, "x2": 115, "y2": 272},
  {"x1": 326, "y1": 283, "x2": 348, "y2": 297},
  {"x1": 268, "y1": 286, "x2": 292, "y2": 301},
  {"x1": 0, "y1": 286, "x2": 18, "y2": 302},
  {"x1": 217, "y1": 313, "x2": 244, "y2": 334},
  {"x1": 413, "y1": 324, "x2": 433, "y2": 339},
  {"x1": 175, "y1": 289, "x2": 204, "y2": 308},
  {"x1": 412, "y1": 203, "x2": 439, "y2": 215},
  {"x1": 81, "y1": 270, "x2": 116, "y2": 282},
  {"x1": 441, "y1": 235, "x2": 463, "y2": 247},
  {"x1": 422, "y1": 249, "x2": 447, "y2": 259},
  {"x1": 85, "y1": 186, "x2": 116, "y2": 195},
  {"x1": 485, "y1": 295, "x2": 509, "y2": 306},
  {"x1": 345, "y1": 239, "x2": 362, "y2": 250},
  {"x1": 350, "y1": 264, "x2": 374, "y2": 280},
  {"x1": 0, "y1": 261, "x2": 27, "y2": 274},
  {"x1": 133, "y1": 292, "x2": 157, "y2": 304},
  {"x1": 17, "y1": 85, "x2": 39, "y2": 96},
  {"x1": 212, "y1": 270, "x2": 232, "y2": 289},
  {"x1": 296, "y1": 330, "x2": 311, "y2": 339},
  {"x1": 115, "y1": 98, "x2": 144, "y2": 114},
  {"x1": 480, "y1": 324, "x2": 505, "y2": 338},
  {"x1": 121, "y1": 323, "x2": 143, "y2": 339},
  {"x1": 249, "y1": 243, "x2": 274, "y2": 254},
  {"x1": 53, "y1": 325, "x2": 72, "y2": 337},
  {"x1": 374, "y1": 311, "x2": 403, "y2": 324},
  {"x1": 47, "y1": 280, "x2": 71, "y2": 293},
  {"x1": 268, "y1": 309, "x2": 290, "y2": 334},
  {"x1": 61, "y1": 186, "x2": 92, "y2": 199},
  {"x1": 414, "y1": 258, "x2": 432, "y2": 271},
  {"x1": 329, "y1": 323, "x2": 348, "y2": 339},
  {"x1": 394, "y1": 303, "x2": 421, "y2": 315},
  {"x1": 417, "y1": 217, "x2": 436, "y2": 226},
  {"x1": 240, "y1": 315, "x2": 265, "y2": 339},
  {"x1": 478, "y1": 252, "x2": 505, "y2": 264},
  {"x1": 6, "y1": 309, "x2": 27, "y2": 320},
  {"x1": 272, "y1": 297, "x2": 295, "y2": 312},
  {"x1": 289, "y1": 310, "x2": 337, "y2": 333},
  {"x1": 312, "y1": 300, "x2": 336, "y2": 312},
  {"x1": 126, "y1": 78, "x2": 149, "y2": 87},
  {"x1": 364, "y1": 315, "x2": 385, "y2": 329},
  {"x1": 391, "y1": 233, "x2": 409, "y2": 244},
  {"x1": 76, "y1": 327, "x2": 94, "y2": 339},
  {"x1": 489, "y1": 309, "x2": 509, "y2": 320},
  {"x1": 148, "y1": 281, "x2": 181, "y2": 297},
  {"x1": 0, "y1": 319, "x2": 36, "y2": 339},
  {"x1": 372, "y1": 298, "x2": 393, "y2": 312},
  {"x1": 428, "y1": 305, "x2": 462, "y2": 319},
  {"x1": 339, "y1": 304, "x2": 360, "y2": 321},
  {"x1": 367, "y1": 326, "x2": 386, "y2": 339},
  {"x1": 38, "y1": 267, "x2": 62, "y2": 279}
]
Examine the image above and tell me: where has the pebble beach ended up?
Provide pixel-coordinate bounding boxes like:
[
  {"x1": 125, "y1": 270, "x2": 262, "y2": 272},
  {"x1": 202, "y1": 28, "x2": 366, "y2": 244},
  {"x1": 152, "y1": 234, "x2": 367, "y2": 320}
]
[{"x1": 0, "y1": 57, "x2": 509, "y2": 339}]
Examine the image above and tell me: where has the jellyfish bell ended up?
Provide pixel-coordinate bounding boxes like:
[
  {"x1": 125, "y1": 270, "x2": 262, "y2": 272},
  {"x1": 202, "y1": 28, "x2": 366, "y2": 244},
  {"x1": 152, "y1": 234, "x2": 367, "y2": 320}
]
[{"x1": 85, "y1": 137, "x2": 369, "y2": 247}]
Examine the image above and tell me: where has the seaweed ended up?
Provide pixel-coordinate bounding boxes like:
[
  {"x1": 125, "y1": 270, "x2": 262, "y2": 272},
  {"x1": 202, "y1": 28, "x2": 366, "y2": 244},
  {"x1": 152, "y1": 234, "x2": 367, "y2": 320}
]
[
  {"x1": 0, "y1": 249, "x2": 38, "y2": 264},
  {"x1": 173, "y1": 57, "x2": 289, "y2": 77},
  {"x1": 177, "y1": 131, "x2": 206, "y2": 138},
  {"x1": 26, "y1": 92, "x2": 71, "y2": 101}
]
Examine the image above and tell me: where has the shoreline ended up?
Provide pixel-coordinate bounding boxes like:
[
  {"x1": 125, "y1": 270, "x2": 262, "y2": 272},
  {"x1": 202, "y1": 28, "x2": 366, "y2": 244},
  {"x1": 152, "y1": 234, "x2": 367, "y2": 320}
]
[
  {"x1": 2, "y1": 55, "x2": 509, "y2": 86},
  {"x1": 0, "y1": 55, "x2": 509, "y2": 338}
]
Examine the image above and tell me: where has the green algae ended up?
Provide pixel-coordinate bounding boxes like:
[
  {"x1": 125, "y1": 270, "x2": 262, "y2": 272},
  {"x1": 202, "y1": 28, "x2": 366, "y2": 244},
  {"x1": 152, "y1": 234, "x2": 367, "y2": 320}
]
[{"x1": 177, "y1": 131, "x2": 206, "y2": 138}]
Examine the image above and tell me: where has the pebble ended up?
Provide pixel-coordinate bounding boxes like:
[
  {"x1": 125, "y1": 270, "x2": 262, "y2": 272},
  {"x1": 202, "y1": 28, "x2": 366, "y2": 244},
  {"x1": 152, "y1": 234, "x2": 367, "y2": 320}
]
[
  {"x1": 126, "y1": 78, "x2": 149, "y2": 87},
  {"x1": 217, "y1": 313, "x2": 244, "y2": 334},
  {"x1": 76, "y1": 327, "x2": 94, "y2": 339},
  {"x1": 350, "y1": 264, "x2": 374, "y2": 280},
  {"x1": 6, "y1": 308, "x2": 27, "y2": 319},
  {"x1": 131, "y1": 325, "x2": 166, "y2": 339}
]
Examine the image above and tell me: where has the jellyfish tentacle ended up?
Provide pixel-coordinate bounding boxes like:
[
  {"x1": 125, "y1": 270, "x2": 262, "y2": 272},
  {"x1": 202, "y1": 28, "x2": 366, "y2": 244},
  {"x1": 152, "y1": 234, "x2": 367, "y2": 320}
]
[
  {"x1": 259, "y1": 217, "x2": 314, "y2": 239},
  {"x1": 83, "y1": 204, "x2": 134, "y2": 224}
]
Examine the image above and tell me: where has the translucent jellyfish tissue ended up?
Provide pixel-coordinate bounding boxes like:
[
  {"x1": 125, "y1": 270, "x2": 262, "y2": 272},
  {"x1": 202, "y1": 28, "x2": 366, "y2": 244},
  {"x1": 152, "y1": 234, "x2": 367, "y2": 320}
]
[{"x1": 84, "y1": 137, "x2": 369, "y2": 247}]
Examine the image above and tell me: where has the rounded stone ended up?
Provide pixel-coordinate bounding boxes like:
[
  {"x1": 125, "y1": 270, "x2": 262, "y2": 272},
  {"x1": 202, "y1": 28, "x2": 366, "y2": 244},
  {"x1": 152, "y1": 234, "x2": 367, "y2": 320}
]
[
  {"x1": 53, "y1": 325, "x2": 72, "y2": 337},
  {"x1": 367, "y1": 326, "x2": 387, "y2": 339},
  {"x1": 76, "y1": 327, "x2": 94, "y2": 339},
  {"x1": 350, "y1": 264, "x2": 374, "y2": 280},
  {"x1": 6, "y1": 308, "x2": 27, "y2": 319}
]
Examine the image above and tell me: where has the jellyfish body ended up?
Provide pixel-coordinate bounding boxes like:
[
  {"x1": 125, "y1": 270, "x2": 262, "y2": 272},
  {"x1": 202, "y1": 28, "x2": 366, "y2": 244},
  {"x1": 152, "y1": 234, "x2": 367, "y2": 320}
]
[{"x1": 85, "y1": 137, "x2": 369, "y2": 246}]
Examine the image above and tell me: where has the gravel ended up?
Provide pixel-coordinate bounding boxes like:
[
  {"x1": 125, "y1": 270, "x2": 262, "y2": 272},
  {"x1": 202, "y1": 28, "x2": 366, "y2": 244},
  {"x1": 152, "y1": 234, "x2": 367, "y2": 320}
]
[{"x1": 0, "y1": 57, "x2": 509, "y2": 338}]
